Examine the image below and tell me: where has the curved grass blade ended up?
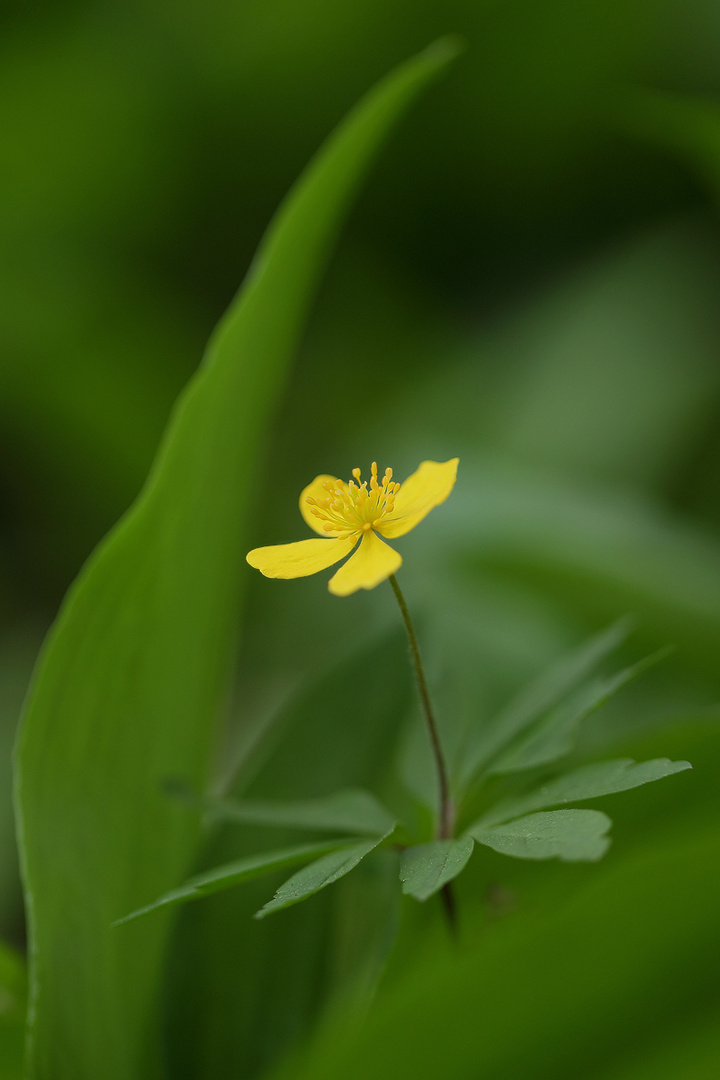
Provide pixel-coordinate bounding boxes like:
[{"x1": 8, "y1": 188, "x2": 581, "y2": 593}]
[
  {"x1": 0, "y1": 940, "x2": 26, "y2": 1080},
  {"x1": 255, "y1": 833, "x2": 391, "y2": 919},
  {"x1": 469, "y1": 809, "x2": 611, "y2": 862},
  {"x1": 14, "y1": 40, "x2": 459, "y2": 1080},
  {"x1": 474, "y1": 757, "x2": 692, "y2": 829},
  {"x1": 399, "y1": 837, "x2": 474, "y2": 901},
  {"x1": 113, "y1": 839, "x2": 357, "y2": 926}
]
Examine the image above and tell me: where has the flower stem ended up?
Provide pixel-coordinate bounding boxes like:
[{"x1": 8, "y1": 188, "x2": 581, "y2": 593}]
[{"x1": 388, "y1": 575, "x2": 454, "y2": 842}]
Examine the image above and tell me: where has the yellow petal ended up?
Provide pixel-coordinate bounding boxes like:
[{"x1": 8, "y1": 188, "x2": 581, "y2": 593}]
[
  {"x1": 247, "y1": 535, "x2": 357, "y2": 579},
  {"x1": 376, "y1": 458, "x2": 458, "y2": 539},
  {"x1": 328, "y1": 530, "x2": 402, "y2": 596},
  {"x1": 299, "y1": 474, "x2": 340, "y2": 536}
]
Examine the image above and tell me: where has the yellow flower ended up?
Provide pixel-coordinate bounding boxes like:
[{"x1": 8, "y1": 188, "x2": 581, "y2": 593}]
[{"x1": 246, "y1": 459, "x2": 458, "y2": 596}]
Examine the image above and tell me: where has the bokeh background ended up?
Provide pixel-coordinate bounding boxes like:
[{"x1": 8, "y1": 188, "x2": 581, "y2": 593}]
[{"x1": 2, "y1": 1, "x2": 720, "y2": 1077}]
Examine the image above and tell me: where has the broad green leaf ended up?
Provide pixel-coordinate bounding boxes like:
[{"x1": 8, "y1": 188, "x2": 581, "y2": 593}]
[
  {"x1": 256, "y1": 834, "x2": 390, "y2": 919},
  {"x1": 13, "y1": 40, "x2": 458, "y2": 1080},
  {"x1": 113, "y1": 839, "x2": 356, "y2": 925},
  {"x1": 457, "y1": 619, "x2": 630, "y2": 788},
  {"x1": 469, "y1": 809, "x2": 611, "y2": 861},
  {"x1": 475, "y1": 757, "x2": 692, "y2": 829},
  {"x1": 0, "y1": 940, "x2": 26, "y2": 1080},
  {"x1": 204, "y1": 788, "x2": 396, "y2": 836},
  {"x1": 399, "y1": 838, "x2": 474, "y2": 901},
  {"x1": 487, "y1": 648, "x2": 670, "y2": 775}
]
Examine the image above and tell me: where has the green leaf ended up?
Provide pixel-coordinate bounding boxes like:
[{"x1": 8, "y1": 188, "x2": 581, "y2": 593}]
[
  {"x1": 457, "y1": 619, "x2": 630, "y2": 788},
  {"x1": 622, "y1": 90, "x2": 720, "y2": 202},
  {"x1": 256, "y1": 834, "x2": 390, "y2": 919},
  {"x1": 267, "y1": 823, "x2": 720, "y2": 1080},
  {"x1": 0, "y1": 940, "x2": 26, "y2": 1080},
  {"x1": 487, "y1": 647, "x2": 671, "y2": 776},
  {"x1": 469, "y1": 809, "x2": 611, "y2": 861},
  {"x1": 113, "y1": 839, "x2": 356, "y2": 925},
  {"x1": 474, "y1": 757, "x2": 692, "y2": 828},
  {"x1": 399, "y1": 838, "x2": 474, "y2": 901},
  {"x1": 13, "y1": 40, "x2": 458, "y2": 1080},
  {"x1": 161, "y1": 630, "x2": 412, "y2": 1080},
  {"x1": 204, "y1": 788, "x2": 397, "y2": 837}
]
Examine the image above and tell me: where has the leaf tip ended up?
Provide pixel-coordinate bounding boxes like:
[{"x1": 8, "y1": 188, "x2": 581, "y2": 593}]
[
  {"x1": 421, "y1": 35, "x2": 466, "y2": 66},
  {"x1": 110, "y1": 911, "x2": 139, "y2": 929}
]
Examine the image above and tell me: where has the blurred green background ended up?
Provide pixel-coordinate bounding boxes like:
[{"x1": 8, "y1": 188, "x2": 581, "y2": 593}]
[{"x1": 2, "y1": 1, "x2": 720, "y2": 1078}]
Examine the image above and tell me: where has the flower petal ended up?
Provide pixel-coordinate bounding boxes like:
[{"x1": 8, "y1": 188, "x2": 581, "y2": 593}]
[
  {"x1": 299, "y1": 475, "x2": 340, "y2": 536},
  {"x1": 247, "y1": 535, "x2": 357, "y2": 579},
  {"x1": 376, "y1": 458, "x2": 458, "y2": 539},
  {"x1": 328, "y1": 530, "x2": 402, "y2": 596}
]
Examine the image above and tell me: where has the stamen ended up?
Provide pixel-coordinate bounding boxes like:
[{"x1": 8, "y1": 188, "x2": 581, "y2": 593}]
[{"x1": 307, "y1": 463, "x2": 401, "y2": 535}]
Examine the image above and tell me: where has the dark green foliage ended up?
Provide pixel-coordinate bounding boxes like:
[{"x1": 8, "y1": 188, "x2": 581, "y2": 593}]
[
  {"x1": 3, "y1": 5, "x2": 720, "y2": 1080},
  {"x1": 12, "y1": 41, "x2": 458, "y2": 1080},
  {"x1": 123, "y1": 623, "x2": 686, "y2": 920}
]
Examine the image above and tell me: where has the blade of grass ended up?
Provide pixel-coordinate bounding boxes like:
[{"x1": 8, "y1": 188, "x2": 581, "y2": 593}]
[{"x1": 14, "y1": 39, "x2": 459, "y2": 1080}]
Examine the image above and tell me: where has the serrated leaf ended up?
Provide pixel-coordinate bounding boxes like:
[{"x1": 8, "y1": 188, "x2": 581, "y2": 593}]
[
  {"x1": 399, "y1": 837, "x2": 474, "y2": 901},
  {"x1": 487, "y1": 647, "x2": 671, "y2": 776},
  {"x1": 458, "y1": 620, "x2": 631, "y2": 788},
  {"x1": 205, "y1": 788, "x2": 397, "y2": 837},
  {"x1": 469, "y1": 809, "x2": 611, "y2": 861},
  {"x1": 255, "y1": 834, "x2": 390, "y2": 919},
  {"x1": 113, "y1": 839, "x2": 354, "y2": 925},
  {"x1": 13, "y1": 41, "x2": 458, "y2": 1080},
  {"x1": 474, "y1": 757, "x2": 692, "y2": 829}
]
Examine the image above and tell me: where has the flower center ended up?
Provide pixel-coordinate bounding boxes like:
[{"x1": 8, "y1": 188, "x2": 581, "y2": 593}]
[{"x1": 306, "y1": 462, "x2": 401, "y2": 536}]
